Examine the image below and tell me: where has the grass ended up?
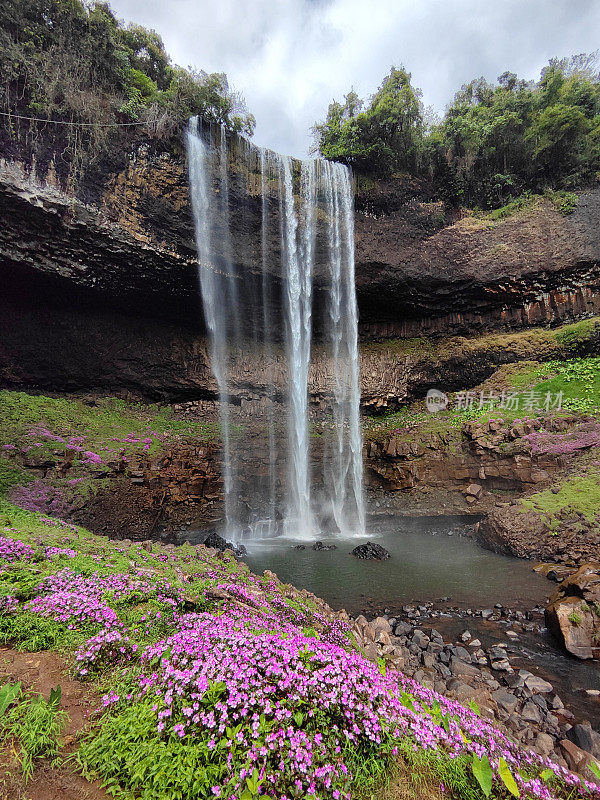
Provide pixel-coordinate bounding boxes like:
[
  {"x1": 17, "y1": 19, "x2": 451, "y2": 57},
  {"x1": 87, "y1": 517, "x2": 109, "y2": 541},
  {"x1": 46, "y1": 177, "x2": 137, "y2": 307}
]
[
  {"x1": 0, "y1": 683, "x2": 67, "y2": 782},
  {"x1": 519, "y1": 469, "x2": 600, "y2": 528},
  {"x1": 0, "y1": 390, "x2": 227, "y2": 515},
  {"x1": 0, "y1": 391, "x2": 221, "y2": 458},
  {"x1": 362, "y1": 316, "x2": 600, "y2": 362}
]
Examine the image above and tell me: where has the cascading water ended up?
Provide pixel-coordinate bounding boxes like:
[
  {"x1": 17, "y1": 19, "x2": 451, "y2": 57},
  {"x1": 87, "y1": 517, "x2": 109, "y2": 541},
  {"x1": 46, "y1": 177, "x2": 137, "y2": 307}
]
[{"x1": 186, "y1": 118, "x2": 365, "y2": 540}]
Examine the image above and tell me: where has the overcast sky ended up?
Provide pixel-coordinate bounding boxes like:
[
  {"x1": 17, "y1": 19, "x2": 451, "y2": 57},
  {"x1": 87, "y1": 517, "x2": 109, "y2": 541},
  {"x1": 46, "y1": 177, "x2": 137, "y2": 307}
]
[{"x1": 108, "y1": 0, "x2": 600, "y2": 158}]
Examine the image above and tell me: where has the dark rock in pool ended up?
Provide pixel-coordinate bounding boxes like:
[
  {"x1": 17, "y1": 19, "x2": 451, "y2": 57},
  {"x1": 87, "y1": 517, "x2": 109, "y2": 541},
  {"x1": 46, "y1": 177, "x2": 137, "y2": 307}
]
[
  {"x1": 202, "y1": 531, "x2": 227, "y2": 550},
  {"x1": 201, "y1": 531, "x2": 246, "y2": 558},
  {"x1": 312, "y1": 541, "x2": 338, "y2": 551},
  {"x1": 293, "y1": 544, "x2": 306, "y2": 550},
  {"x1": 350, "y1": 541, "x2": 390, "y2": 560}
]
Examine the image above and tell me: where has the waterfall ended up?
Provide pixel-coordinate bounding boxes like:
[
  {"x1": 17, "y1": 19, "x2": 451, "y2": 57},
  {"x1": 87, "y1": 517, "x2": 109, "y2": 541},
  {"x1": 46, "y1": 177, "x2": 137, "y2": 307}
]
[{"x1": 186, "y1": 119, "x2": 365, "y2": 540}]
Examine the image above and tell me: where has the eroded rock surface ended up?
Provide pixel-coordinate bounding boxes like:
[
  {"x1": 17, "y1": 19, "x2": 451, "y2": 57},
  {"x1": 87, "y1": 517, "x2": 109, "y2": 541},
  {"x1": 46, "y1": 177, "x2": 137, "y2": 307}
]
[{"x1": 545, "y1": 564, "x2": 600, "y2": 660}]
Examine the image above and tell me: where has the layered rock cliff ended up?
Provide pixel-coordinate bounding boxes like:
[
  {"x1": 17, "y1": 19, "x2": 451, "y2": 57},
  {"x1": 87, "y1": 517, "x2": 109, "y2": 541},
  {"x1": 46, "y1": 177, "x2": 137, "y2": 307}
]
[{"x1": 1, "y1": 126, "x2": 600, "y2": 401}]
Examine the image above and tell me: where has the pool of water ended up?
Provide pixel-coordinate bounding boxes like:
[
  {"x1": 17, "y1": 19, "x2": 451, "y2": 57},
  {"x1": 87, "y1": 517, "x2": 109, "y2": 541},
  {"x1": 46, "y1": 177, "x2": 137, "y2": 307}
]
[{"x1": 241, "y1": 515, "x2": 552, "y2": 615}]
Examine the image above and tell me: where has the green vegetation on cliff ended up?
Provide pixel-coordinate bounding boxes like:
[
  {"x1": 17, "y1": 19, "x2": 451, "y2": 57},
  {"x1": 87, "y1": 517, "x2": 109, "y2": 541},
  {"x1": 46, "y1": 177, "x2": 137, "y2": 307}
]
[
  {"x1": 520, "y1": 469, "x2": 600, "y2": 530},
  {"x1": 0, "y1": 0, "x2": 255, "y2": 184},
  {"x1": 314, "y1": 55, "x2": 600, "y2": 208}
]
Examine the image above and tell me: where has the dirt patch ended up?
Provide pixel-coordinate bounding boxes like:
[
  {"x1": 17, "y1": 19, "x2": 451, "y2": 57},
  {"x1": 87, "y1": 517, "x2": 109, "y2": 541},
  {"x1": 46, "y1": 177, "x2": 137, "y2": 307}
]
[{"x1": 0, "y1": 647, "x2": 108, "y2": 800}]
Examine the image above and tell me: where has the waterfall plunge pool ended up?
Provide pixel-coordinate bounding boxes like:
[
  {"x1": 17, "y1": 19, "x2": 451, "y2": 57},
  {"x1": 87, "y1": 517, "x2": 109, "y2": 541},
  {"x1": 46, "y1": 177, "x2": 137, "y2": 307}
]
[
  {"x1": 241, "y1": 515, "x2": 549, "y2": 614},
  {"x1": 240, "y1": 514, "x2": 600, "y2": 724},
  {"x1": 180, "y1": 514, "x2": 600, "y2": 723}
]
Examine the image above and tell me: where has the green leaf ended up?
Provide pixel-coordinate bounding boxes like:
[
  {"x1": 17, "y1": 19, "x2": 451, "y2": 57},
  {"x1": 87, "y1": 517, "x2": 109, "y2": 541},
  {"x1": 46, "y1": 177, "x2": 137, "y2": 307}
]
[
  {"x1": 498, "y1": 757, "x2": 520, "y2": 797},
  {"x1": 48, "y1": 685, "x2": 61, "y2": 709},
  {"x1": 472, "y1": 754, "x2": 493, "y2": 798},
  {"x1": 539, "y1": 768, "x2": 555, "y2": 783},
  {"x1": 467, "y1": 700, "x2": 480, "y2": 716},
  {"x1": 0, "y1": 682, "x2": 21, "y2": 716},
  {"x1": 589, "y1": 759, "x2": 600, "y2": 781},
  {"x1": 293, "y1": 711, "x2": 304, "y2": 727}
]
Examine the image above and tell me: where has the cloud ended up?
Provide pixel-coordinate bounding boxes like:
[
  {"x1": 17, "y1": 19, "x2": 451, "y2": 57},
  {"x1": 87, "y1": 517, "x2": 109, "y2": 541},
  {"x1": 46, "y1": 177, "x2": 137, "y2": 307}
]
[{"x1": 108, "y1": 0, "x2": 600, "y2": 157}]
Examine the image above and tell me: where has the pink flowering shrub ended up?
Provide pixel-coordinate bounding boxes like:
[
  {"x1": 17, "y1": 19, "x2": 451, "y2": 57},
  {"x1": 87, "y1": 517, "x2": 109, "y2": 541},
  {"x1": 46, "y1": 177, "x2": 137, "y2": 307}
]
[
  {"x1": 24, "y1": 568, "x2": 182, "y2": 632},
  {"x1": 81, "y1": 602, "x2": 598, "y2": 800},
  {"x1": 8, "y1": 481, "x2": 70, "y2": 517},
  {"x1": 0, "y1": 533, "x2": 597, "y2": 799},
  {"x1": 525, "y1": 423, "x2": 600, "y2": 455},
  {"x1": 0, "y1": 536, "x2": 36, "y2": 562},
  {"x1": 45, "y1": 546, "x2": 78, "y2": 560},
  {"x1": 75, "y1": 629, "x2": 138, "y2": 678}
]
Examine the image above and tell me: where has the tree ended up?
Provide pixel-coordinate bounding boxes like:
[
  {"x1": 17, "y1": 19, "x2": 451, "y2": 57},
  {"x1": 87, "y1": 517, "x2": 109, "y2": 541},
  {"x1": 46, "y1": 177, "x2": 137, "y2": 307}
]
[{"x1": 313, "y1": 67, "x2": 423, "y2": 175}]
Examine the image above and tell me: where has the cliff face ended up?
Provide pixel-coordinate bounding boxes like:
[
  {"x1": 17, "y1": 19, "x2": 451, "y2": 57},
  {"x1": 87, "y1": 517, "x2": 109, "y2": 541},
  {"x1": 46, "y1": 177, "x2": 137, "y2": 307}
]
[{"x1": 1, "y1": 128, "x2": 600, "y2": 400}]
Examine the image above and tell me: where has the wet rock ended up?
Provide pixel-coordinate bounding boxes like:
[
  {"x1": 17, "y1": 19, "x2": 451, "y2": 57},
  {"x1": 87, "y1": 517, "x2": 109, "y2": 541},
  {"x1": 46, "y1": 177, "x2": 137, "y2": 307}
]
[
  {"x1": 412, "y1": 630, "x2": 430, "y2": 649},
  {"x1": 393, "y1": 621, "x2": 413, "y2": 637},
  {"x1": 545, "y1": 563, "x2": 600, "y2": 660},
  {"x1": 371, "y1": 616, "x2": 393, "y2": 635},
  {"x1": 491, "y1": 658, "x2": 512, "y2": 673},
  {"x1": 522, "y1": 701, "x2": 544, "y2": 724},
  {"x1": 312, "y1": 541, "x2": 337, "y2": 551},
  {"x1": 293, "y1": 544, "x2": 306, "y2": 550},
  {"x1": 454, "y1": 646, "x2": 472, "y2": 662},
  {"x1": 559, "y1": 739, "x2": 598, "y2": 780},
  {"x1": 350, "y1": 541, "x2": 390, "y2": 560},
  {"x1": 450, "y1": 656, "x2": 480, "y2": 678}
]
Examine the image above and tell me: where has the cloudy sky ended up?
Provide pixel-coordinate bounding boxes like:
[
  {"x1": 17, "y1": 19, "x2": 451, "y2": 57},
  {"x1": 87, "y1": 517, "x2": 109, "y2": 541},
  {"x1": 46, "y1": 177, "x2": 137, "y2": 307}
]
[{"x1": 109, "y1": 0, "x2": 600, "y2": 158}]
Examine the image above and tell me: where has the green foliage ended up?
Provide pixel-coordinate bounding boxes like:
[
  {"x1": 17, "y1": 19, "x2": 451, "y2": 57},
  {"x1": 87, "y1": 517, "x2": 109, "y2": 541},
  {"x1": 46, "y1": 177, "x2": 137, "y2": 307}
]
[
  {"x1": 532, "y1": 357, "x2": 600, "y2": 413},
  {"x1": 315, "y1": 52, "x2": 600, "y2": 206},
  {"x1": 547, "y1": 189, "x2": 579, "y2": 214},
  {"x1": 77, "y1": 697, "x2": 239, "y2": 799},
  {"x1": 568, "y1": 612, "x2": 582, "y2": 626},
  {"x1": 472, "y1": 753, "x2": 493, "y2": 797},
  {"x1": 0, "y1": 682, "x2": 21, "y2": 717},
  {"x1": 313, "y1": 68, "x2": 424, "y2": 175},
  {"x1": 0, "y1": 685, "x2": 68, "y2": 782},
  {"x1": 498, "y1": 757, "x2": 520, "y2": 797},
  {"x1": 396, "y1": 738, "x2": 484, "y2": 800},
  {"x1": 520, "y1": 470, "x2": 600, "y2": 527},
  {"x1": 0, "y1": 0, "x2": 254, "y2": 184},
  {"x1": 0, "y1": 390, "x2": 222, "y2": 459},
  {"x1": 0, "y1": 612, "x2": 76, "y2": 651},
  {"x1": 478, "y1": 192, "x2": 537, "y2": 221}
]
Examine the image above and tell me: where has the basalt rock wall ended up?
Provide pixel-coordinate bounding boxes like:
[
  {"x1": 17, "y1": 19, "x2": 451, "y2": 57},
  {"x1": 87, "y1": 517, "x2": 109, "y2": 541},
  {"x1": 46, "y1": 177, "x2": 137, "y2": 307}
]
[{"x1": 2, "y1": 127, "x2": 600, "y2": 400}]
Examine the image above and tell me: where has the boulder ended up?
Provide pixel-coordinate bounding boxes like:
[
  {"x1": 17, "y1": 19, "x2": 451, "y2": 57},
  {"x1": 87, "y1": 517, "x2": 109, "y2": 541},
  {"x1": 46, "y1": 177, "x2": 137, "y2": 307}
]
[
  {"x1": 545, "y1": 563, "x2": 600, "y2": 660},
  {"x1": 559, "y1": 740, "x2": 599, "y2": 782},
  {"x1": 567, "y1": 724, "x2": 600, "y2": 758},
  {"x1": 350, "y1": 541, "x2": 391, "y2": 560}
]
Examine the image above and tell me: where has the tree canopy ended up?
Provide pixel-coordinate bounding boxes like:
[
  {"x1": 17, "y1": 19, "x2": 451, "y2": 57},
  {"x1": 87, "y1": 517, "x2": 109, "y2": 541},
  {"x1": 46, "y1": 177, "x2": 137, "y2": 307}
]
[
  {"x1": 313, "y1": 54, "x2": 600, "y2": 208},
  {"x1": 0, "y1": 0, "x2": 255, "y2": 135}
]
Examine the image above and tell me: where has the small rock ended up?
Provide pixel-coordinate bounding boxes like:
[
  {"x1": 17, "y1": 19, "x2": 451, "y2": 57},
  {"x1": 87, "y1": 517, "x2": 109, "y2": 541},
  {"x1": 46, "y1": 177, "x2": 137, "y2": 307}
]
[
  {"x1": 522, "y1": 701, "x2": 543, "y2": 724},
  {"x1": 460, "y1": 630, "x2": 472, "y2": 642},
  {"x1": 492, "y1": 689, "x2": 519, "y2": 713},
  {"x1": 524, "y1": 674, "x2": 553, "y2": 694},
  {"x1": 535, "y1": 733, "x2": 555, "y2": 756}
]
